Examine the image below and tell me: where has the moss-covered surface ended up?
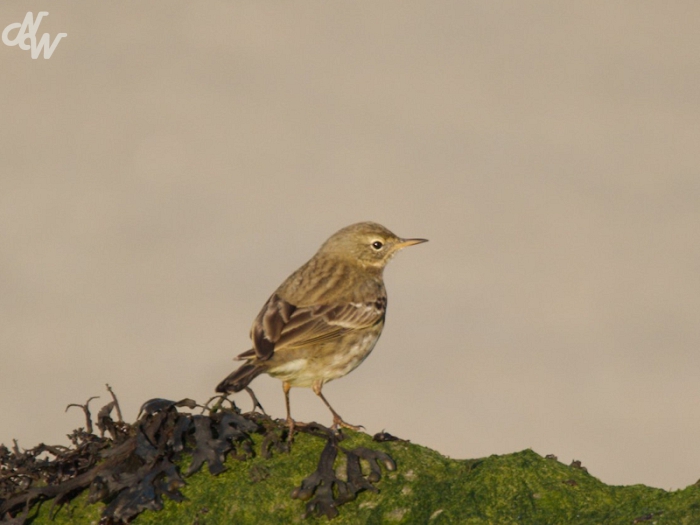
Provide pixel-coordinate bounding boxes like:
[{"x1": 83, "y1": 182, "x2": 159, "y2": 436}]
[{"x1": 24, "y1": 429, "x2": 700, "y2": 525}]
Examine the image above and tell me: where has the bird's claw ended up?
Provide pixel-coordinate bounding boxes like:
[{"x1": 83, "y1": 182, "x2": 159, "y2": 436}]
[{"x1": 332, "y1": 417, "x2": 364, "y2": 432}]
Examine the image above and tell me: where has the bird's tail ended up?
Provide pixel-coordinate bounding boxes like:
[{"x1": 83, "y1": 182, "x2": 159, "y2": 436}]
[{"x1": 216, "y1": 362, "x2": 264, "y2": 393}]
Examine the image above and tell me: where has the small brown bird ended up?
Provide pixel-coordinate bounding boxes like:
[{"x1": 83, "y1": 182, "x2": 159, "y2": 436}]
[{"x1": 216, "y1": 222, "x2": 426, "y2": 434}]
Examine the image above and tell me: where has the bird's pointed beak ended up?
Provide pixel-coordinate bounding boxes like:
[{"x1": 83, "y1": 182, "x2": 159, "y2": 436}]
[{"x1": 396, "y1": 238, "x2": 428, "y2": 249}]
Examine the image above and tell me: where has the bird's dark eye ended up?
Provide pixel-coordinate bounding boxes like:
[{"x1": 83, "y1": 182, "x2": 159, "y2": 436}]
[{"x1": 371, "y1": 241, "x2": 383, "y2": 250}]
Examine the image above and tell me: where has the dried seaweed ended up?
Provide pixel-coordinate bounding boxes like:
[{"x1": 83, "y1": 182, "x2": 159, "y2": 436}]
[
  {"x1": 0, "y1": 388, "x2": 395, "y2": 523},
  {"x1": 291, "y1": 431, "x2": 397, "y2": 519},
  {"x1": 372, "y1": 431, "x2": 406, "y2": 443}
]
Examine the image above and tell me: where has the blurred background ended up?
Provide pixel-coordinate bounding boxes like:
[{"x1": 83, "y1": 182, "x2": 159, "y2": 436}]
[{"x1": 1, "y1": 1, "x2": 699, "y2": 490}]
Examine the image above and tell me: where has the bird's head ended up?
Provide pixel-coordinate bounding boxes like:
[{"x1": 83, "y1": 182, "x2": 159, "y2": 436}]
[{"x1": 319, "y1": 221, "x2": 427, "y2": 269}]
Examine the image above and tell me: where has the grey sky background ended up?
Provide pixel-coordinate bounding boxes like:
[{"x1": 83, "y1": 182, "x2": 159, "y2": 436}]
[{"x1": 1, "y1": 2, "x2": 699, "y2": 490}]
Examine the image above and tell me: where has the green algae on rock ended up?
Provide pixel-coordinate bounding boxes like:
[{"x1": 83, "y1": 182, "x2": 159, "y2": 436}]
[{"x1": 6, "y1": 394, "x2": 700, "y2": 524}]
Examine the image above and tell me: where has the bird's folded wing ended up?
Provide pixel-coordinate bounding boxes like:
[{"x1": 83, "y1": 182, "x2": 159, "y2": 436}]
[{"x1": 246, "y1": 293, "x2": 385, "y2": 360}]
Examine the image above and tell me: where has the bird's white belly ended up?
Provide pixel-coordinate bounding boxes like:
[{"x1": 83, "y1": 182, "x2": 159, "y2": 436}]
[
  {"x1": 267, "y1": 333, "x2": 380, "y2": 388},
  {"x1": 326, "y1": 333, "x2": 379, "y2": 379}
]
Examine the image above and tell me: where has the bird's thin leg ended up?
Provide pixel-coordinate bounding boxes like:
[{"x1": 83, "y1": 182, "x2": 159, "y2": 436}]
[
  {"x1": 283, "y1": 381, "x2": 295, "y2": 440},
  {"x1": 312, "y1": 381, "x2": 364, "y2": 432},
  {"x1": 244, "y1": 387, "x2": 266, "y2": 415}
]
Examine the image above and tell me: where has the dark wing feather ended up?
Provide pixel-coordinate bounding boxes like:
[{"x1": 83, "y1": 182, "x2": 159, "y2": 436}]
[
  {"x1": 241, "y1": 293, "x2": 386, "y2": 360},
  {"x1": 249, "y1": 293, "x2": 296, "y2": 360}
]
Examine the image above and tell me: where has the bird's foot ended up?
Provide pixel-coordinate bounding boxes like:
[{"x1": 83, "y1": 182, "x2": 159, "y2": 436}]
[
  {"x1": 331, "y1": 416, "x2": 364, "y2": 432},
  {"x1": 286, "y1": 417, "x2": 297, "y2": 442}
]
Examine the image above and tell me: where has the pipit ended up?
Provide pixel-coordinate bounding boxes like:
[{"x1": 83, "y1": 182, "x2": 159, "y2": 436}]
[{"x1": 216, "y1": 222, "x2": 426, "y2": 434}]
